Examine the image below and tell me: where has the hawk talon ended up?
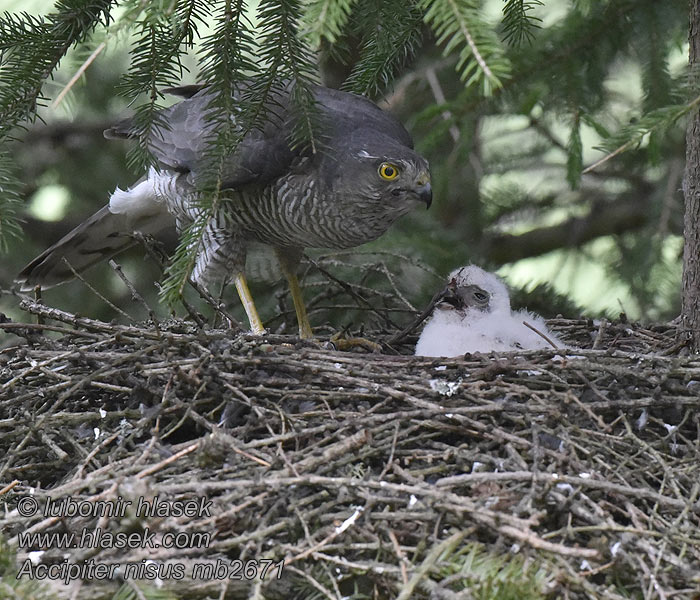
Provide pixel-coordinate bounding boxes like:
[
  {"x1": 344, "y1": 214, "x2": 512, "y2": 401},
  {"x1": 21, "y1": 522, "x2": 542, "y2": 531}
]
[{"x1": 327, "y1": 331, "x2": 382, "y2": 353}]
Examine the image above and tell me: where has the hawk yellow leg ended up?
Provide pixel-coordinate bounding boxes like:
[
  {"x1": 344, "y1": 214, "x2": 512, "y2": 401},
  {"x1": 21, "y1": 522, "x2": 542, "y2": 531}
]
[
  {"x1": 281, "y1": 266, "x2": 314, "y2": 339},
  {"x1": 234, "y1": 272, "x2": 265, "y2": 335},
  {"x1": 275, "y1": 248, "x2": 313, "y2": 339}
]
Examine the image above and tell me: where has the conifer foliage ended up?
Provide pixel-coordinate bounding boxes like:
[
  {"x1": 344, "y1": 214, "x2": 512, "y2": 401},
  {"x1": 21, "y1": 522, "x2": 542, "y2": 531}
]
[
  {"x1": 0, "y1": 0, "x2": 516, "y2": 302},
  {"x1": 0, "y1": 0, "x2": 696, "y2": 323},
  {"x1": 0, "y1": 0, "x2": 111, "y2": 253}
]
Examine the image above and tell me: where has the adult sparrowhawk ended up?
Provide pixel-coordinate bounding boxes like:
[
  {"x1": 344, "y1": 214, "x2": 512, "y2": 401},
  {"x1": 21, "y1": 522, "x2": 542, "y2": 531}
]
[{"x1": 17, "y1": 83, "x2": 432, "y2": 337}]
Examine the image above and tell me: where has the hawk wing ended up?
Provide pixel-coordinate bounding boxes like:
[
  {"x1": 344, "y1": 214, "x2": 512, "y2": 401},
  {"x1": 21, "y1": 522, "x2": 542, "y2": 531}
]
[{"x1": 104, "y1": 83, "x2": 415, "y2": 190}]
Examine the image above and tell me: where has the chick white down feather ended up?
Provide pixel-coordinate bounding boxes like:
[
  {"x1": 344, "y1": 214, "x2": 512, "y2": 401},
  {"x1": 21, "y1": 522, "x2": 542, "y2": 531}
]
[{"x1": 415, "y1": 265, "x2": 565, "y2": 357}]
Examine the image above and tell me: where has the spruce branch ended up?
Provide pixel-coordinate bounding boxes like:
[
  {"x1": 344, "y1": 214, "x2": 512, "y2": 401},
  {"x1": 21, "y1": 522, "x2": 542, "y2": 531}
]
[
  {"x1": 583, "y1": 98, "x2": 700, "y2": 174},
  {"x1": 566, "y1": 110, "x2": 582, "y2": 189},
  {"x1": 420, "y1": 0, "x2": 510, "y2": 95},
  {"x1": 257, "y1": 0, "x2": 319, "y2": 151},
  {"x1": 432, "y1": 541, "x2": 551, "y2": 599},
  {"x1": 501, "y1": 0, "x2": 543, "y2": 46},
  {"x1": 301, "y1": 0, "x2": 358, "y2": 48},
  {"x1": 0, "y1": 0, "x2": 112, "y2": 137},
  {"x1": 342, "y1": 2, "x2": 423, "y2": 97},
  {"x1": 0, "y1": 1, "x2": 111, "y2": 251},
  {"x1": 118, "y1": 0, "x2": 210, "y2": 172},
  {"x1": 0, "y1": 151, "x2": 22, "y2": 252},
  {"x1": 160, "y1": 213, "x2": 209, "y2": 302},
  {"x1": 159, "y1": 0, "x2": 257, "y2": 306},
  {"x1": 640, "y1": 38, "x2": 673, "y2": 114}
]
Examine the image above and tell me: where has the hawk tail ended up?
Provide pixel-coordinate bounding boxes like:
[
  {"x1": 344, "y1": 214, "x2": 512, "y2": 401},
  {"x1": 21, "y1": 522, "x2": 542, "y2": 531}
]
[{"x1": 16, "y1": 182, "x2": 173, "y2": 291}]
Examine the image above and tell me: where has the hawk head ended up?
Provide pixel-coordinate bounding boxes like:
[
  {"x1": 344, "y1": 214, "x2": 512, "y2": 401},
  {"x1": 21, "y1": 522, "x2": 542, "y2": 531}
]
[{"x1": 319, "y1": 129, "x2": 431, "y2": 216}]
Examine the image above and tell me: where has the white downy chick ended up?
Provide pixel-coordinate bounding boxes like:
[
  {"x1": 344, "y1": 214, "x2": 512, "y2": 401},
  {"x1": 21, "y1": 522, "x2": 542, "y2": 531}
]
[{"x1": 415, "y1": 265, "x2": 565, "y2": 357}]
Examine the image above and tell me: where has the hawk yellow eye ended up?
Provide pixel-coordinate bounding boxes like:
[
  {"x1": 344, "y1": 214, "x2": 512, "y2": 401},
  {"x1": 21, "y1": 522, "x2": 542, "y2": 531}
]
[{"x1": 378, "y1": 163, "x2": 400, "y2": 180}]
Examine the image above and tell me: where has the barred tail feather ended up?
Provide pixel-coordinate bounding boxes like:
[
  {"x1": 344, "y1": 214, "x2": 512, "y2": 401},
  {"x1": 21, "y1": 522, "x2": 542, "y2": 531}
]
[
  {"x1": 16, "y1": 201, "x2": 174, "y2": 291},
  {"x1": 16, "y1": 206, "x2": 134, "y2": 290}
]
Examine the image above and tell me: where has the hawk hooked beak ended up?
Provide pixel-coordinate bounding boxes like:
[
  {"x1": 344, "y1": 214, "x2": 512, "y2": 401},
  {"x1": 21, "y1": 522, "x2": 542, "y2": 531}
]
[{"x1": 416, "y1": 172, "x2": 432, "y2": 209}]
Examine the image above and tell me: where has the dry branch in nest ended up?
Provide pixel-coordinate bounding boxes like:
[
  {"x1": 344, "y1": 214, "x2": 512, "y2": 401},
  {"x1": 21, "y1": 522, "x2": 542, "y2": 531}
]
[{"x1": 1, "y1": 293, "x2": 700, "y2": 600}]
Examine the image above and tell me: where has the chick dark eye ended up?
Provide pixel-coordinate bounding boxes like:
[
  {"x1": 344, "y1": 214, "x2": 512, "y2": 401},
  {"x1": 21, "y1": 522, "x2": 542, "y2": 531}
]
[
  {"x1": 379, "y1": 163, "x2": 400, "y2": 180},
  {"x1": 474, "y1": 291, "x2": 489, "y2": 303}
]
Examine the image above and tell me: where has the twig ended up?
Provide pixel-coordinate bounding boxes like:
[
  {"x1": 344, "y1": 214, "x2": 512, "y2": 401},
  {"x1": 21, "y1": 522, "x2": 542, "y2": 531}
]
[
  {"x1": 0, "y1": 321, "x2": 101, "y2": 339},
  {"x1": 435, "y1": 471, "x2": 700, "y2": 515},
  {"x1": 62, "y1": 257, "x2": 133, "y2": 321},
  {"x1": 386, "y1": 287, "x2": 446, "y2": 346},
  {"x1": 522, "y1": 319, "x2": 560, "y2": 349},
  {"x1": 426, "y1": 67, "x2": 460, "y2": 143},
  {"x1": 497, "y1": 524, "x2": 599, "y2": 558},
  {"x1": 131, "y1": 231, "x2": 237, "y2": 329},
  {"x1": 286, "y1": 506, "x2": 365, "y2": 567},
  {"x1": 51, "y1": 42, "x2": 106, "y2": 110},
  {"x1": 378, "y1": 423, "x2": 400, "y2": 479},
  {"x1": 135, "y1": 442, "x2": 200, "y2": 479},
  {"x1": 388, "y1": 529, "x2": 409, "y2": 585},
  {"x1": 592, "y1": 318, "x2": 608, "y2": 350},
  {"x1": 75, "y1": 431, "x2": 120, "y2": 480},
  {"x1": 109, "y1": 259, "x2": 161, "y2": 328},
  {"x1": 0, "y1": 480, "x2": 20, "y2": 496},
  {"x1": 396, "y1": 531, "x2": 466, "y2": 600},
  {"x1": 305, "y1": 255, "x2": 401, "y2": 330}
]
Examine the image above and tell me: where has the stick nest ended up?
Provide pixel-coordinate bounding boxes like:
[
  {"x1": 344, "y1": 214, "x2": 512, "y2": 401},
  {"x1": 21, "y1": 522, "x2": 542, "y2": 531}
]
[{"x1": 1, "y1": 299, "x2": 699, "y2": 600}]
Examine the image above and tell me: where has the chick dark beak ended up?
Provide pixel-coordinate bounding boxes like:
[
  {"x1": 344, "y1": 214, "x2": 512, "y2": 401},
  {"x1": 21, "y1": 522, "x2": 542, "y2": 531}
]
[{"x1": 435, "y1": 280, "x2": 461, "y2": 310}]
